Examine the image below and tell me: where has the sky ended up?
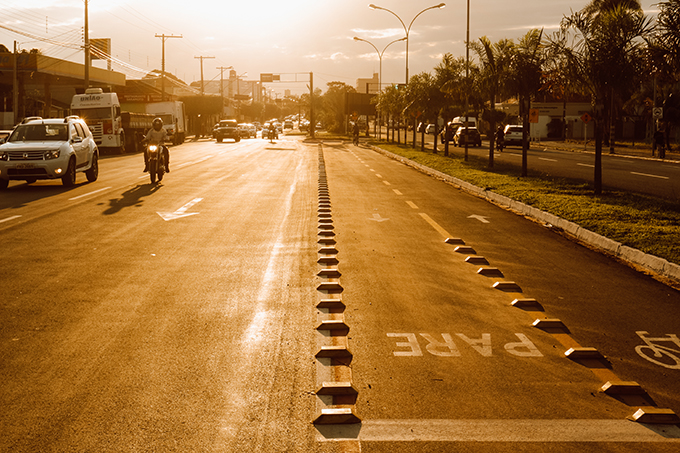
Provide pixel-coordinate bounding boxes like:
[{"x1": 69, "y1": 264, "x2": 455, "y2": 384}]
[{"x1": 1, "y1": 0, "x2": 661, "y2": 96}]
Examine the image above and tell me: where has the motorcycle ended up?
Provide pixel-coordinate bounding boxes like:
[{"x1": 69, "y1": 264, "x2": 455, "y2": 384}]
[{"x1": 147, "y1": 143, "x2": 166, "y2": 184}]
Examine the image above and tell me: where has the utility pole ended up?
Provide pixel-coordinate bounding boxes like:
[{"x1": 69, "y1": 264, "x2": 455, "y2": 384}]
[
  {"x1": 13, "y1": 41, "x2": 18, "y2": 124},
  {"x1": 309, "y1": 72, "x2": 315, "y2": 139},
  {"x1": 155, "y1": 34, "x2": 182, "y2": 102},
  {"x1": 84, "y1": 0, "x2": 90, "y2": 89},
  {"x1": 194, "y1": 56, "x2": 215, "y2": 95}
]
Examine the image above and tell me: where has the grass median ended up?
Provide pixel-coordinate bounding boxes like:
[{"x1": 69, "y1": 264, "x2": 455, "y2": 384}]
[{"x1": 368, "y1": 139, "x2": 680, "y2": 267}]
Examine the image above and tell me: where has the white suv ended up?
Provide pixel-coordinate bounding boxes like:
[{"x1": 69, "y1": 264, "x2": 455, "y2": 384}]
[{"x1": 0, "y1": 116, "x2": 99, "y2": 189}]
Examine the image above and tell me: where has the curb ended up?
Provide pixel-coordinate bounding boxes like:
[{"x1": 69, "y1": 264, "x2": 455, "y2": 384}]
[{"x1": 369, "y1": 144, "x2": 680, "y2": 288}]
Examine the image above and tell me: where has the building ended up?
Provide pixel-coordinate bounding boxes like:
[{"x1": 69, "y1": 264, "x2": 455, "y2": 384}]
[{"x1": 356, "y1": 73, "x2": 379, "y2": 94}]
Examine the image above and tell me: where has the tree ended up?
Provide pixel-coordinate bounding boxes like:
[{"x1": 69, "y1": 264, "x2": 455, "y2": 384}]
[
  {"x1": 471, "y1": 37, "x2": 514, "y2": 166},
  {"x1": 507, "y1": 29, "x2": 545, "y2": 177},
  {"x1": 435, "y1": 53, "x2": 466, "y2": 156},
  {"x1": 647, "y1": 0, "x2": 680, "y2": 150},
  {"x1": 321, "y1": 82, "x2": 356, "y2": 134},
  {"x1": 547, "y1": 6, "x2": 651, "y2": 193}
]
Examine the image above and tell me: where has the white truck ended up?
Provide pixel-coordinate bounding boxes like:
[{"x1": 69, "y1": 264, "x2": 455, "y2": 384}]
[
  {"x1": 71, "y1": 88, "x2": 153, "y2": 153},
  {"x1": 145, "y1": 101, "x2": 186, "y2": 145}
]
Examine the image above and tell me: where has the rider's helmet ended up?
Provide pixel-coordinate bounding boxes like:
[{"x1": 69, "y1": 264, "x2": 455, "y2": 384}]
[{"x1": 152, "y1": 117, "x2": 163, "y2": 131}]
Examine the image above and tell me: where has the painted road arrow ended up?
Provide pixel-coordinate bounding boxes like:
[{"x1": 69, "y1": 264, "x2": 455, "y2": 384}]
[
  {"x1": 468, "y1": 214, "x2": 490, "y2": 224},
  {"x1": 369, "y1": 213, "x2": 390, "y2": 222},
  {"x1": 157, "y1": 198, "x2": 203, "y2": 221}
]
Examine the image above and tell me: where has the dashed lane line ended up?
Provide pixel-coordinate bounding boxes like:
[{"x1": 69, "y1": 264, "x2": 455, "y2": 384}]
[
  {"x1": 68, "y1": 187, "x2": 112, "y2": 201},
  {"x1": 577, "y1": 163, "x2": 595, "y2": 168},
  {"x1": 382, "y1": 180, "x2": 391, "y2": 186},
  {"x1": 539, "y1": 157, "x2": 558, "y2": 162},
  {"x1": 0, "y1": 215, "x2": 21, "y2": 224},
  {"x1": 406, "y1": 201, "x2": 419, "y2": 209},
  {"x1": 631, "y1": 171, "x2": 670, "y2": 180}
]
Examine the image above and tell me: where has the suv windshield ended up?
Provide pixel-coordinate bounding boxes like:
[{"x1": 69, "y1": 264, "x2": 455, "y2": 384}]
[
  {"x1": 10, "y1": 124, "x2": 68, "y2": 142},
  {"x1": 220, "y1": 121, "x2": 237, "y2": 127}
]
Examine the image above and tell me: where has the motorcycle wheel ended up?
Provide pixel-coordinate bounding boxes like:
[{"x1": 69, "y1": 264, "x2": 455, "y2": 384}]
[
  {"x1": 150, "y1": 171, "x2": 156, "y2": 184},
  {"x1": 157, "y1": 168, "x2": 164, "y2": 182}
]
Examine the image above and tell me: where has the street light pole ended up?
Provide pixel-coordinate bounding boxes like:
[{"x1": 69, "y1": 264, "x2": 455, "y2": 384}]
[
  {"x1": 464, "y1": 0, "x2": 470, "y2": 161},
  {"x1": 369, "y1": 3, "x2": 445, "y2": 84},
  {"x1": 354, "y1": 36, "x2": 407, "y2": 141}
]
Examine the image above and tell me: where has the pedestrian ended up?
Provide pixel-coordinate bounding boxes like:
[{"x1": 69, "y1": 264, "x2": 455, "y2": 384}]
[{"x1": 653, "y1": 129, "x2": 665, "y2": 158}]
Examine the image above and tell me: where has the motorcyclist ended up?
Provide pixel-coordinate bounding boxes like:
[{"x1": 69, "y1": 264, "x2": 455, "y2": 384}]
[
  {"x1": 143, "y1": 117, "x2": 170, "y2": 173},
  {"x1": 352, "y1": 122, "x2": 360, "y2": 144}
]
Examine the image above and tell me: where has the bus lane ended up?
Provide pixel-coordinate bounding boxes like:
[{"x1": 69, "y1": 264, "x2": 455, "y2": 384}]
[{"x1": 315, "y1": 144, "x2": 680, "y2": 449}]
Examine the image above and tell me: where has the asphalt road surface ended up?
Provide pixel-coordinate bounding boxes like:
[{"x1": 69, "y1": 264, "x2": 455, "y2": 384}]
[{"x1": 1, "y1": 136, "x2": 679, "y2": 452}]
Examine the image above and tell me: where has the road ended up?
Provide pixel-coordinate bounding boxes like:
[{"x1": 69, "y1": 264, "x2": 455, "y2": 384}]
[
  {"x1": 1, "y1": 136, "x2": 679, "y2": 451},
  {"x1": 398, "y1": 131, "x2": 680, "y2": 199}
]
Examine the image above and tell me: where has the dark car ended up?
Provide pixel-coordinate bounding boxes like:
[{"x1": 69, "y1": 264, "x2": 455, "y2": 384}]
[
  {"x1": 453, "y1": 126, "x2": 482, "y2": 147},
  {"x1": 214, "y1": 119, "x2": 240, "y2": 143}
]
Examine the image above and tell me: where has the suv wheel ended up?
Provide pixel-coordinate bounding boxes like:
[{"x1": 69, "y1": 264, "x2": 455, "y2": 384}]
[
  {"x1": 86, "y1": 153, "x2": 99, "y2": 182},
  {"x1": 61, "y1": 158, "x2": 76, "y2": 187}
]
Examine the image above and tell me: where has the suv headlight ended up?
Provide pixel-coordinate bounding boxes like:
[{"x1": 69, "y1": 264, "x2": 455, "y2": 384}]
[{"x1": 44, "y1": 149, "x2": 60, "y2": 160}]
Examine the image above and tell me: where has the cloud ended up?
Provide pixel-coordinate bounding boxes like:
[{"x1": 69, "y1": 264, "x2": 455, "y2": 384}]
[{"x1": 351, "y1": 28, "x2": 406, "y2": 40}]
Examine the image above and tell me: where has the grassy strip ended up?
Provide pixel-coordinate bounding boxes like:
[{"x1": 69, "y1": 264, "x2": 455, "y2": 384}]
[{"x1": 370, "y1": 140, "x2": 680, "y2": 266}]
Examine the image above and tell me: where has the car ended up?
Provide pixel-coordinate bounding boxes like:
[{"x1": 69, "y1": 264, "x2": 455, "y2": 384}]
[
  {"x1": 453, "y1": 126, "x2": 482, "y2": 147},
  {"x1": 440, "y1": 122, "x2": 464, "y2": 143},
  {"x1": 0, "y1": 130, "x2": 12, "y2": 143},
  {"x1": 238, "y1": 123, "x2": 256, "y2": 139},
  {"x1": 214, "y1": 119, "x2": 240, "y2": 142},
  {"x1": 425, "y1": 124, "x2": 437, "y2": 135},
  {"x1": 503, "y1": 125, "x2": 524, "y2": 146},
  {"x1": 283, "y1": 120, "x2": 294, "y2": 130},
  {"x1": 0, "y1": 116, "x2": 99, "y2": 189}
]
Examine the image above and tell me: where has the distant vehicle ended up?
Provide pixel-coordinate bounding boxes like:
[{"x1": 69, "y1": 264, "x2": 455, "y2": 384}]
[
  {"x1": 503, "y1": 125, "x2": 524, "y2": 146},
  {"x1": 417, "y1": 122, "x2": 427, "y2": 133},
  {"x1": 214, "y1": 119, "x2": 240, "y2": 143},
  {"x1": 453, "y1": 126, "x2": 482, "y2": 147},
  {"x1": 283, "y1": 120, "x2": 294, "y2": 130},
  {"x1": 425, "y1": 124, "x2": 436, "y2": 135},
  {"x1": 239, "y1": 123, "x2": 256, "y2": 138},
  {"x1": 0, "y1": 116, "x2": 99, "y2": 189}
]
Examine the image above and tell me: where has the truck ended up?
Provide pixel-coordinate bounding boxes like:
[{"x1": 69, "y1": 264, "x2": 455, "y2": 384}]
[
  {"x1": 71, "y1": 88, "x2": 154, "y2": 154},
  {"x1": 145, "y1": 101, "x2": 186, "y2": 145}
]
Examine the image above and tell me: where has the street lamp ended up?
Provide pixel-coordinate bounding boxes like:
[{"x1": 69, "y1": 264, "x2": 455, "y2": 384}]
[
  {"x1": 369, "y1": 3, "x2": 445, "y2": 84},
  {"x1": 354, "y1": 36, "x2": 407, "y2": 141}
]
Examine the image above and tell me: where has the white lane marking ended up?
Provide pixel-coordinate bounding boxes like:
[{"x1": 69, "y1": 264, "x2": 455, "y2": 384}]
[
  {"x1": 468, "y1": 214, "x2": 490, "y2": 224},
  {"x1": 176, "y1": 162, "x2": 194, "y2": 168},
  {"x1": 406, "y1": 201, "x2": 418, "y2": 209},
  {"x1": 577, "y1": 163, "x2": 595, "y2": 168},
  {"x1": 376, "y1": 174, "x2": 383, "y2": 178},
  {"x1": 369, "y1": 213, "x2": 390, "y2": 222},
  {"x1": 631, "y1": 171, "x2": 669, "y2": 180},
  {"x1": 393, "y1": 189, "x2": 403, "y2": 195},
  {"x1": 382, "y1": 180, "x2": 391, "y2": 186},
  {"x1": 539, "y1": 157, "x2": 558, "y2": 162},
  {"x1": 0, "y1": 215, "x2": 21, "y2": 224},
  {"x1": 317, "y1": 419, "x2": 680, "y2": 442},
  {"x1": 370, "y1": 169, "x2": 376, "y2": 172},
  {"x1": 68, "y1": 187, "x2": 112, "y2": 201},
  {"x1": 157, "y1": 198, "x2": 203, "y2": 221}
]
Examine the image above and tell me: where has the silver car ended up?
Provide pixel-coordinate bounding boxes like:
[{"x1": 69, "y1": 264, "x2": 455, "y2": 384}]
[{"x1": 0, "y1": 116, "x2": 99, "y2": 189}]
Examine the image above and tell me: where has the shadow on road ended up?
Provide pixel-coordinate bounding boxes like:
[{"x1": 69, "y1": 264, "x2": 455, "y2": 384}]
[{"x1": 103, "y1": 183, "x2": 161, "y2": 215}]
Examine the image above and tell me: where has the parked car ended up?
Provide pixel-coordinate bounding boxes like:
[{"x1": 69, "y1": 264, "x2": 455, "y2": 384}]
[
  {"x1": 0, "y1": 116, "x2": 99, "y2": 189},
  {"x1": 453, "y1": 126, "x2": 482, "y2": 147},
  {"x1": 283, "y1": 120, "x2": 294, "y2": 130},
  {"x1": 425, "y1": 124, "x2": 436, "y2": 135},
  {"x1": 503, "y1": 125, "x2": 524, "y2": 146}
]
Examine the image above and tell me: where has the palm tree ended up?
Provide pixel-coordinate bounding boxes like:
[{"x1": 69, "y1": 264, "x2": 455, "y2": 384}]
[
  {"x1": 547, "y1": 5, "x2": 651, "y2": 194},
  {"x1": 435, "y1": 53, "x2": 466, "y2": 156},
  {"x1": 471, "y1": 37, "x2": 514, "y2": 167},
  {"x1": 507, "y1": 29, "x2": 545, "y2": 177}
]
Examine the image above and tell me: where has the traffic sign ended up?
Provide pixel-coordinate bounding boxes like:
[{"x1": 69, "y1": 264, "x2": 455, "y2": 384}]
[
  {"x1": 581, "y1": 112, "x2": 592, "y2": 124},
  {"x1": 529, "y1": 109, "x2": 539, "y2": 124},
  {"x1": 653, "y1": 107, "x2": 663, "y2": 120}
]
